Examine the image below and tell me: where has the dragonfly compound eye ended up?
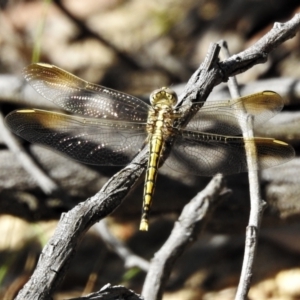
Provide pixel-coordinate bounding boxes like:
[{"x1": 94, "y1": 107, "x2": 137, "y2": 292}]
[{"x1": 150, "y1": 87, "x2": 178, "y2": 106}]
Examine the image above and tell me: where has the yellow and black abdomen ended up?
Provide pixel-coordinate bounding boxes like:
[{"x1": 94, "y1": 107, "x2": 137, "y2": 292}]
[{"x1": 140, "y1": 118, "x2": 165, "y2": 231}]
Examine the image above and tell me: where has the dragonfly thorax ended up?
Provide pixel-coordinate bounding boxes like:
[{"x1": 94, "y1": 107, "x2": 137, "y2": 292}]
[{"x1": 149, "y1": 87, "x2": 178, "y2": 107}]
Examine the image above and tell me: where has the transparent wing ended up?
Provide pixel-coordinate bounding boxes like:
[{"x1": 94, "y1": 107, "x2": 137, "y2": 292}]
[
  {"x1": 23, "y1": 63, "x2": 150, "y2": 122},
  {"x1": 165, "y1": 130, "x2": 295, "y2": 176},
  {"x1": 184, "y1": 91, "x2": 283, "y2": 135},
  {"x1": 5, "y1": 109, "x2": 147, "y2": 166}
]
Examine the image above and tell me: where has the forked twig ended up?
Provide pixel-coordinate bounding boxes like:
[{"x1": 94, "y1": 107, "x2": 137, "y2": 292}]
[{"x1": 220, "y1": 40, "x2": 266, "y2": 300}]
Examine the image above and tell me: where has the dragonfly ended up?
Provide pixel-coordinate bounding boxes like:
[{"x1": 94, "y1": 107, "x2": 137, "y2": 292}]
[{"x1": 5, "y1": 63, "x2": 294, "y2": 231}]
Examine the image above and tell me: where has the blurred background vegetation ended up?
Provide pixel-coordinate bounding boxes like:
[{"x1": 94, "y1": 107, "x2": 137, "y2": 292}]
[{"x1": 1, "y1": 0, "x2": 300, "y2": 299}]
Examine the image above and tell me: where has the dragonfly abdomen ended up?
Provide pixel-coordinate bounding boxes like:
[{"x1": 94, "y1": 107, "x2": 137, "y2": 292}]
[
  {"x1": 140, "y1": 94, "x2": 177, "y2": 231},
  {"x1": 140, "y1": 130, "x2": 165, "y2": 231}
]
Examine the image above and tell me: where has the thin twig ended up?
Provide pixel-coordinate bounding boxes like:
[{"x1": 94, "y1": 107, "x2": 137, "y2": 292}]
[
  {"x1": 0, "y1": 110, "x2": 58, "y2": 195},
  {"x1": 141, "y1": 175, "x2": 226, "y2": 300},
  {"x1": 94, "y1": 220, "x2": 149, "y2": 272},
  {"x1": 69, "y1": 284, "x2": 143, "y2": 300},
  {"x1": 219, "y1": 40, "x2": 241, "y2": 99},
  {"x1": 219, "y1": 40, "x2": 266, "y2": 300}
]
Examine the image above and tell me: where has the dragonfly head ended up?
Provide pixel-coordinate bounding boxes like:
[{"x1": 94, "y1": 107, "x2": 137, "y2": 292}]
[{"x1": 150, "y1": 87, "x2": 178, "y2": 106}]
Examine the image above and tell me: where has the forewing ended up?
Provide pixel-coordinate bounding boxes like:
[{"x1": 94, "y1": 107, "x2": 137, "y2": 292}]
[
  {"x1": 23, "y1": 63, "x2": 150, "y2": 122},
  {"x1": 184, "y1": 91, "x2": 283, "y2": 135},
  {"x1": 5, "y1": 109, "x2": 147, "y2": 166},
  {"x1": 165, "y1": 131, "x2": 294, "y2": 176}
]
